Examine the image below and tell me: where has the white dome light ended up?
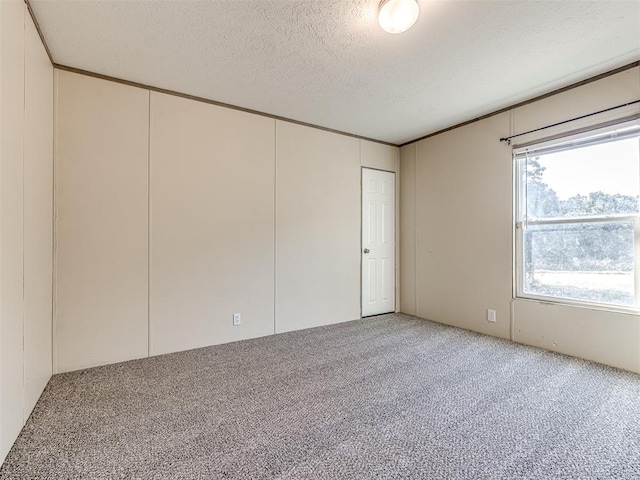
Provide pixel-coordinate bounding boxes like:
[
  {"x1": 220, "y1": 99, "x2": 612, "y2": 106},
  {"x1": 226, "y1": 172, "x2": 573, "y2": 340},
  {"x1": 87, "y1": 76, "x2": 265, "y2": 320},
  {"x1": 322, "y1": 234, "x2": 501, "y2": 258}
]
[{"x1": 378, "y1": 0, "x2": 420, "y2": 34}]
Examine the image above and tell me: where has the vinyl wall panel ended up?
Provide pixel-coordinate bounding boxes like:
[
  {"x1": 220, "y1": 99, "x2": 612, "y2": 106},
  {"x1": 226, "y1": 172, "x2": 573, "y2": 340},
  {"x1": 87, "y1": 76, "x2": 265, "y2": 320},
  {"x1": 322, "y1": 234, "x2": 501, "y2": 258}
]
[
  {"x1": 360, "y1": 140, "x2": 398, "y2": 172},
  {"x1": 23, "y1": 11, "x2": 54, "y2": 416},
  {"x1": 513, "y1": 67, "x2": 640, "y2": 136},
  {"x1": 55, "y1": 71, "x2": 149, "y2": 372},
  {"x1": 275, "y1": 121, "x2": 360, "y2": 333},
  {"x1": 414, "y1": 113, "x2": 513, "y2": 340},
  {"x1": 513, "y1": 300, "x2": 640, "y2": 374},
  {"x1": 0, "y1": 0, "x2": 26, "y2": 462},
  {"x1": 149, "y1": 92, "x2": 275, "y2": 356},
  {"x1": 399, "y1": 144, "x2": 416, "y2": 316}
]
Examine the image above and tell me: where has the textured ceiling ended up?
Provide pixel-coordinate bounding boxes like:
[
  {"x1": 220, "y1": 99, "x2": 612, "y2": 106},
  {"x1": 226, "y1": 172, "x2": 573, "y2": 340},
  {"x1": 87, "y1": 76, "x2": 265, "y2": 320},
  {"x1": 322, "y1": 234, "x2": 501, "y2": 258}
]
[{"x1": 30, "y1": 0, "x2": 640, "y2": 145}]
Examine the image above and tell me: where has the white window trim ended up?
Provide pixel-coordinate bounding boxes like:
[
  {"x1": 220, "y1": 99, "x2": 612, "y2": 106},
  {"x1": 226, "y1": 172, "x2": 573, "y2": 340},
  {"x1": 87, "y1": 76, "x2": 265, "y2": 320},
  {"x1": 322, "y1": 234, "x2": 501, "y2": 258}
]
[{"x1": 513, "y1": 119, "x2": 640, "y2": 313}]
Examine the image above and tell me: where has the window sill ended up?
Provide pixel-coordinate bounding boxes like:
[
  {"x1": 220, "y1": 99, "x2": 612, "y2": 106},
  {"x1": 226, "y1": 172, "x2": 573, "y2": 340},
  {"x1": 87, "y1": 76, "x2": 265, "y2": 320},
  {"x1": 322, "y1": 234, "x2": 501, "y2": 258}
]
[{"x1": 514, "y1": 294, "x2": 640, "y2": 317}]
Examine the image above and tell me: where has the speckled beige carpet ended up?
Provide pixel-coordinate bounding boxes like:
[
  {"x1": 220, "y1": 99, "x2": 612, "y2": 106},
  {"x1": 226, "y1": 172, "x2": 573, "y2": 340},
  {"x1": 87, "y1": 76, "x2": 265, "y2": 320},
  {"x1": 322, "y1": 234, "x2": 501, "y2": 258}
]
[{"x1": 1, "y1": 313, "x2": 639, "y2": 479}]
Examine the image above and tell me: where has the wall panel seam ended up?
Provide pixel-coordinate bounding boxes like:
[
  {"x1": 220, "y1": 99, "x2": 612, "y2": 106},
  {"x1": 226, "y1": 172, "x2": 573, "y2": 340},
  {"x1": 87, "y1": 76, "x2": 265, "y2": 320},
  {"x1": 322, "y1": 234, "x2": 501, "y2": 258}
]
[
  {"x1": 413, "y1": 142, "x2": 418, "y2": 316},
  {"x1": 21, "y1": 4, "x2": 27, "y2": 424},
  {"x1": 147, "y1": 90, "x2": 151, "y2": 357},
  {"x1": 52, "y1": 69, "x2": 58, "y2": 374},
  {"x1": 359, "y1": 141, "x2": 362, "y2": 319},
  {"x1": 273, "y1": 119, "x2": 277, "y2": 335},
  {"x1": 395, "y1": 149, "x2": 400, "y2": 313},
  {"x1": 0, "y1": 5, "x2": 3, "y2": 455}
]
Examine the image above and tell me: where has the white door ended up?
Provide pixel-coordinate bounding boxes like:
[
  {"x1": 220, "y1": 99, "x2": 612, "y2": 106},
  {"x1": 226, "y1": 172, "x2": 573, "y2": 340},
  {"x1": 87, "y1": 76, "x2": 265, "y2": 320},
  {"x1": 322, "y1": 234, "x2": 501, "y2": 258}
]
[{"x1": 362, "y1": 168, "x2": 395, "y2": 317}]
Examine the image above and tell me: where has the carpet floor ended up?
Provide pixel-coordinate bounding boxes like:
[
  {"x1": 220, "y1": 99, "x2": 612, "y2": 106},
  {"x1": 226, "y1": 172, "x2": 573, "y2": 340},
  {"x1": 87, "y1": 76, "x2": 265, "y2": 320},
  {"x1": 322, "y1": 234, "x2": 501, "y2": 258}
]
[{"x1": 1, "y1": 313, "x2": 639, "y2": 479}]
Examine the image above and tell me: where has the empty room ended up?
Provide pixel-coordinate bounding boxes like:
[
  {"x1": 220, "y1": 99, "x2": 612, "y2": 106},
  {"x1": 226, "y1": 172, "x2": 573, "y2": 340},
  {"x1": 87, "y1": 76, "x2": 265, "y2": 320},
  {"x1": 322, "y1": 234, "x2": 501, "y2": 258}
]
[{"x1": 1, "y1": 0, "x2": 640, "y2": 478}]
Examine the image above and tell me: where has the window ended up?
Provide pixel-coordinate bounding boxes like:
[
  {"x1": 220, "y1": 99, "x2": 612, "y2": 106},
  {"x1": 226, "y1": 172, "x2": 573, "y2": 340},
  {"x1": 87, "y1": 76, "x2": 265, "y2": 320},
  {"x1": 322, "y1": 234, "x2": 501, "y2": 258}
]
[{"x1": 515, "y1": 120, "x2": 640, "y2": 310}]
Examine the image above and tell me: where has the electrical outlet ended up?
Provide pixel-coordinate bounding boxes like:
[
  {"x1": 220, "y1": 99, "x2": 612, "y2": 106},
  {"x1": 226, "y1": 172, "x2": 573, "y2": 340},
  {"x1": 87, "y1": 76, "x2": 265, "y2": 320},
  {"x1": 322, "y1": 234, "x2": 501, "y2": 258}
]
[
  {"x1": 233, "y1": 313, "x2": 241, "y2": 326},
  {"x1": 487, "y1": 309, "x2": 496, "y2": 323}
]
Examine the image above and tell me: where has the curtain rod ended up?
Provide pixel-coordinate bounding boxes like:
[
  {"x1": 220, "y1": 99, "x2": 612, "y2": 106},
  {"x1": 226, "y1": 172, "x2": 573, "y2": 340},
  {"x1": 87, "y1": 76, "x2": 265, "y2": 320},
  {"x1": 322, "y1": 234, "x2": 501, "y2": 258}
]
[{"x1": 499, "y1": 99, "x2": 640, "y2": 145}]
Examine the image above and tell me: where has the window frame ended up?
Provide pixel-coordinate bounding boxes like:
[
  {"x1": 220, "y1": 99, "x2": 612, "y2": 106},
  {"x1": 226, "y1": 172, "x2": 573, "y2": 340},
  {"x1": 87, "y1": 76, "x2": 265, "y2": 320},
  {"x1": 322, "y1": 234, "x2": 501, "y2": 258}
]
[{"x1": 513, "y1": 119, "x2": 640, "y2": 313}]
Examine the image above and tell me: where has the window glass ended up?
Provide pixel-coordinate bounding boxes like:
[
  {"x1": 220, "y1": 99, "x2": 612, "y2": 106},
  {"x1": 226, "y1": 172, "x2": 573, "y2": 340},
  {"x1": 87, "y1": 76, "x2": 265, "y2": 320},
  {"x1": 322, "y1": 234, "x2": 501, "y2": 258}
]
[
  {"x1": 523, "y1": 221, "x2": 634, "y2": 306},
  {"x1": 516, "y1": 125, "x2": 640, "y2": 309},
  {"x1": 525, "y1": 137, "x2": 640, "y2": 220}
]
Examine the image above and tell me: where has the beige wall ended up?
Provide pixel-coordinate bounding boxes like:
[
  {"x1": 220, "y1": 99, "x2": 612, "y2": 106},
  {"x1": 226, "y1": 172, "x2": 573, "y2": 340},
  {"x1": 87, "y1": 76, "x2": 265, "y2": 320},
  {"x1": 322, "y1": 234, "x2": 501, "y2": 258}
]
[
  {"x1": 55, "y1": 71, "x2": 149, "y2": 372},
  {"x1": 275, "y1": 121, "x2": 361, "y2": 332},
  {"x1": 54, "y1": 71, "x2": 399, "y2": 371},
  {"x1": 0, "y1": 2, "x2": 53, "y2": 464},
  {"x1": 399, "y1": 144, "x2": 416, "y2": 315},
  {"x1": 513, "y1": 68, "x2": 640, "y2": 140},
  {"x1": 0, "y1": 0, "x2": 26, "y2": 462},
  {"x1": 400, "y1": 66, "x2": 640, "y2": 373},
  {"x1": 415, "y1": 113, "x2": 513, "y2": 340},
  {"x1": 149, "y1": 92, "x2": 275, "y2": 355},
  {"x1": 23, "y1": 9, "x2": 54, "y2": 418},
  {"x1": 513, "y1": 300, "x2": 640, "y2": 373},
  {"x1": 360, "y1": 140, "x2": 398, "y2": 172}
]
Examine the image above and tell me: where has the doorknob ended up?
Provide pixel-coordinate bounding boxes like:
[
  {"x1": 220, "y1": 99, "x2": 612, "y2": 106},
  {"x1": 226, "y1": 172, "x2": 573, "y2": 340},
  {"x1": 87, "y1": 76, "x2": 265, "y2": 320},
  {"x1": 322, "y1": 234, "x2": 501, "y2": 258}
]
[{"x1": 363, "y1": 248, "x2": 370, "y2": 254}]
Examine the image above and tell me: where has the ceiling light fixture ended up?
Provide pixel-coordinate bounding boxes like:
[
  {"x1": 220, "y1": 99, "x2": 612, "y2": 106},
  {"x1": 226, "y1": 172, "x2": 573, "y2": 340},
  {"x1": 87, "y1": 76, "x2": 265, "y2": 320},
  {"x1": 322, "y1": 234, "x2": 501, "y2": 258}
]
[{"x1": 378, "y1": 0, "x2": 420, "y2": 34}]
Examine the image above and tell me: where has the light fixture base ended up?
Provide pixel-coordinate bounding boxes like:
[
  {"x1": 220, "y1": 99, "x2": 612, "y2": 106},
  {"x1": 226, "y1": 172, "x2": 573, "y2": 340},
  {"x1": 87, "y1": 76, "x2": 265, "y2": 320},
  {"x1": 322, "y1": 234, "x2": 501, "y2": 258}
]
[{"x1": 378, "y1": 0, "x2": 420, "y2": 34}]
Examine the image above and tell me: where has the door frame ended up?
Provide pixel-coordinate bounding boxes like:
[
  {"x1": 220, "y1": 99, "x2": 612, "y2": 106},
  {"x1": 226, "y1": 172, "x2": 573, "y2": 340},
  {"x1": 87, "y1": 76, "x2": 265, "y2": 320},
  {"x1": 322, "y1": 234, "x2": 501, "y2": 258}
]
[{"x1": 360, "y1": 166, "x2": 397, "y2": 318}]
